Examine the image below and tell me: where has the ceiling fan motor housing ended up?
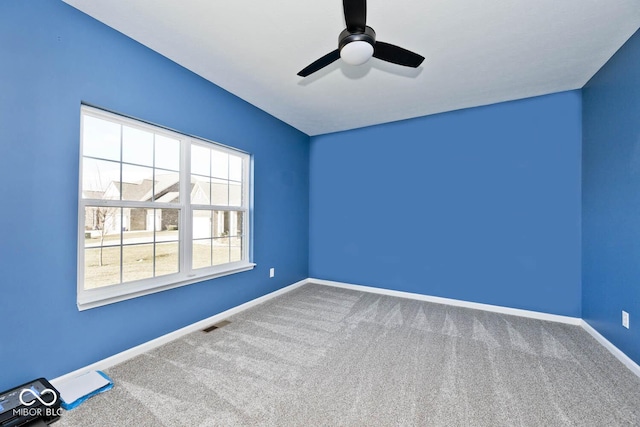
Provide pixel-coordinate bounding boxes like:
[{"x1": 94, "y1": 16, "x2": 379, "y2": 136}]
[{"x1": 339, "y1": 26, "x2": 376, "y2": 50}]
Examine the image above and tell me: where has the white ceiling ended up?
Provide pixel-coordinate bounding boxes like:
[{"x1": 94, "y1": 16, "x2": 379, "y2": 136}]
[{"x1": 62, "y1": 0, "x2": 640, "y2": 136}]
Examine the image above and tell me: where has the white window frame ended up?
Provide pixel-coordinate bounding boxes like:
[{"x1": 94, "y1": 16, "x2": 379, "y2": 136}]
[{"x1": 77, "y1": 105, "x2": 254, "y2": 310}]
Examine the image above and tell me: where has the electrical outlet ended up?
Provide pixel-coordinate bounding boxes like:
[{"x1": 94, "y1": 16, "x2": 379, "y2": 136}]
[
  {"x1": 269, "y1": 268, "x2": 275, "y2": 278},
  {"x1": 622, "y1": 311, "x2": 629, "y2": 329}
]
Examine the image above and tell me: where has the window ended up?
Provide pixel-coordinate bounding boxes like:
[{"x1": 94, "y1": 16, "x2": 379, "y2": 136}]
[{"x1": 78, "y1": 106, "x2": 253, "y2": 310}]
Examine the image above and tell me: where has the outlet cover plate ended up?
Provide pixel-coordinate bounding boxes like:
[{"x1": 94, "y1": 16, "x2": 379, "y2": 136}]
[{"x1": 622, "y1": 310, "x2": 630, "y2": 329}]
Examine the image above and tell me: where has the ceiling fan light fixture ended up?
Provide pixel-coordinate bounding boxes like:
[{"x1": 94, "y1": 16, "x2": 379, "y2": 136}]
[{"x1": 340, "y1": 40, "x2": 374, "y2": 65}]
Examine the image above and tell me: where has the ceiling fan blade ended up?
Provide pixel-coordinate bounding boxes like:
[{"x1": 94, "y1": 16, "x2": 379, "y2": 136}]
[
  {"x1": 297, "y1": 49, "x2": 341, "y2": 77},
  {"x1": 373, "y1": 41, "x2": 425, "y2": 67},
  {"x1": 343, "y1": 0, "x2": 366, "y2": 32}
]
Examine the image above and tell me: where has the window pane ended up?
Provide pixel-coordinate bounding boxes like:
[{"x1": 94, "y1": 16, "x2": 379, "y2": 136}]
[
  {"x1": 84, "y1": 207, "x2": 122, "y2": 245},
  {"x1": 84, "y1": 247, "x2": 121, "y2": 289},
  {"x1": 212, "y1": 237, "x2": 230, "y2": 266},
  {"x1": 154, "y1": 171, "x2": 180, "y2": 203},
  {"x1": 155, "y1": 135, "x2": 180, "y2": 171},
  {"x1": 156, "y1": 209, "x2": 180, "y2": 277},
  {"x1": 229, "y1": 181, "x2": 242, "y2": 206},
  {"x1": 211, "y1": 150, "x2": 228, "y2": 179},
  {"x1": 122, "y1": 126, "x2": 153, "y2": 167},
  {"x1": 155, "y1": 242, "x2": 179, "y2": 277},
  {"x1": 83, "y1": 115, "x2": 120, "y2": 161},
  {"x1": 123, "y1": 208, "x2": 154, "y2": 239},
  {"x1": 193, "y1": 210, "x2": 212, "y2": 239},
  {"x1": 229, "y1": 154, "x2": 242, "y2": 181},
  {"x1": 232, "y1": 211, "x2": 243, "y2": 237},
  {"x1": 123, "y1": 244, "x2": 154, "y2": 283},
  {"x1": 191, "y1": 145, "x2": 210, "y2": 176},
  {"x1": 82, "y1": 158, "x2": 120, "y2": 197},
  {"x1": 192, "y1": 239, "x2": 212, "y2": 269},
  {"x1": 211, "y1": 178, "x2": 228, "y2": 206},
  {"x1": 158, "y1": 208, "x2": 180, "y2": 234},
  {"x1": 121, "y1": 164, "x2": 154, "y2": 201},
  {"x1": 211, "y1": 210, "x2": 229, "y2": 238},
  {"x1": 230, "y1": 236, "x2": 242, "y2": 262},
  {"x1": 191, "y1": 175, "x2": 210, "y2": 204}
]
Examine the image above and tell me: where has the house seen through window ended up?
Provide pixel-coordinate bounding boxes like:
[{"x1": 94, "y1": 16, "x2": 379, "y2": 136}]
[{"x1": 78, "y1": 106, "x2": 253, "y2": 310}]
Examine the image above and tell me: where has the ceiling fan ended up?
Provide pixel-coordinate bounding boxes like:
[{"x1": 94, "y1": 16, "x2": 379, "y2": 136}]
[{"x1": 297, "y1": 0, "x2": 425, "y2": 77}]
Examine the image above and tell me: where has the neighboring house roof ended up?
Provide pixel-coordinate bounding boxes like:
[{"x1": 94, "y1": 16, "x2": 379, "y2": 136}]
[
  {"x1": 87, "y1": 174, "x2": 227, "y2": 205},
  {"x1": 139, "y1": 174, "x2": 180, "y2": 202},
  {"x1": 155, "y1": 192, "x2": 179, "y2": 203},
  {"x1": 82, "y1": 190, "x2": 104, "y2": 199},
  {"x1": 117, "y1": 179, "x2": 154, "y2": 200},
  {"x1": 190, "y1": 180, "x2": 231, "y2": 205}
]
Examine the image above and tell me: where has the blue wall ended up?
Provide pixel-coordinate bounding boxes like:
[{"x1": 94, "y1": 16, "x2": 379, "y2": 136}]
[
  {"x1": 310, "y1": 92, "x2": 582, "y2": 317},
  {"x1": 0, "y1": 0, "x2": 309, "y2": 391},
  {"x1": 582, "y1": 29, "x2": 640, "y2": 365}
]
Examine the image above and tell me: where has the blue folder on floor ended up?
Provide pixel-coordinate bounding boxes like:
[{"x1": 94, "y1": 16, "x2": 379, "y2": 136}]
[{"x1": 56, "y1": 371, "x2": 113, "y2": 410}]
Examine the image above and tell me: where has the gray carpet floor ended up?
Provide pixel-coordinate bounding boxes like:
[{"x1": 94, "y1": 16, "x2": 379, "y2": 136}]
[{"x1": 57, "y1": 284, "x2": 640, "y2": 426}]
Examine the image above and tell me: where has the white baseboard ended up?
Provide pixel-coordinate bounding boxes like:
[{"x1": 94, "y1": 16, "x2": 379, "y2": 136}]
[
  {"x1": 309, "y1": 278, "x2": 582, "y2": 325},
  {"x1": 51, "y1": 279, "x2": 309, "y2": 387},
  {"x1": 580, "y1": 320, "x2": 640, "y2": 378}
]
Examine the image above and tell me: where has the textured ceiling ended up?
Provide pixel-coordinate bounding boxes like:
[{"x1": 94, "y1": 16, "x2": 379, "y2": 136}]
[{"x1": 62, "y1": 0, "x2": 640, "y2": 136}]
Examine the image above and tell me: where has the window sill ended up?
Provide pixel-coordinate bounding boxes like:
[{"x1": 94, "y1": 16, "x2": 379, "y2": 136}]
[{"x1": 77, "y1": 262, "x2": 256, "y2": 311}]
